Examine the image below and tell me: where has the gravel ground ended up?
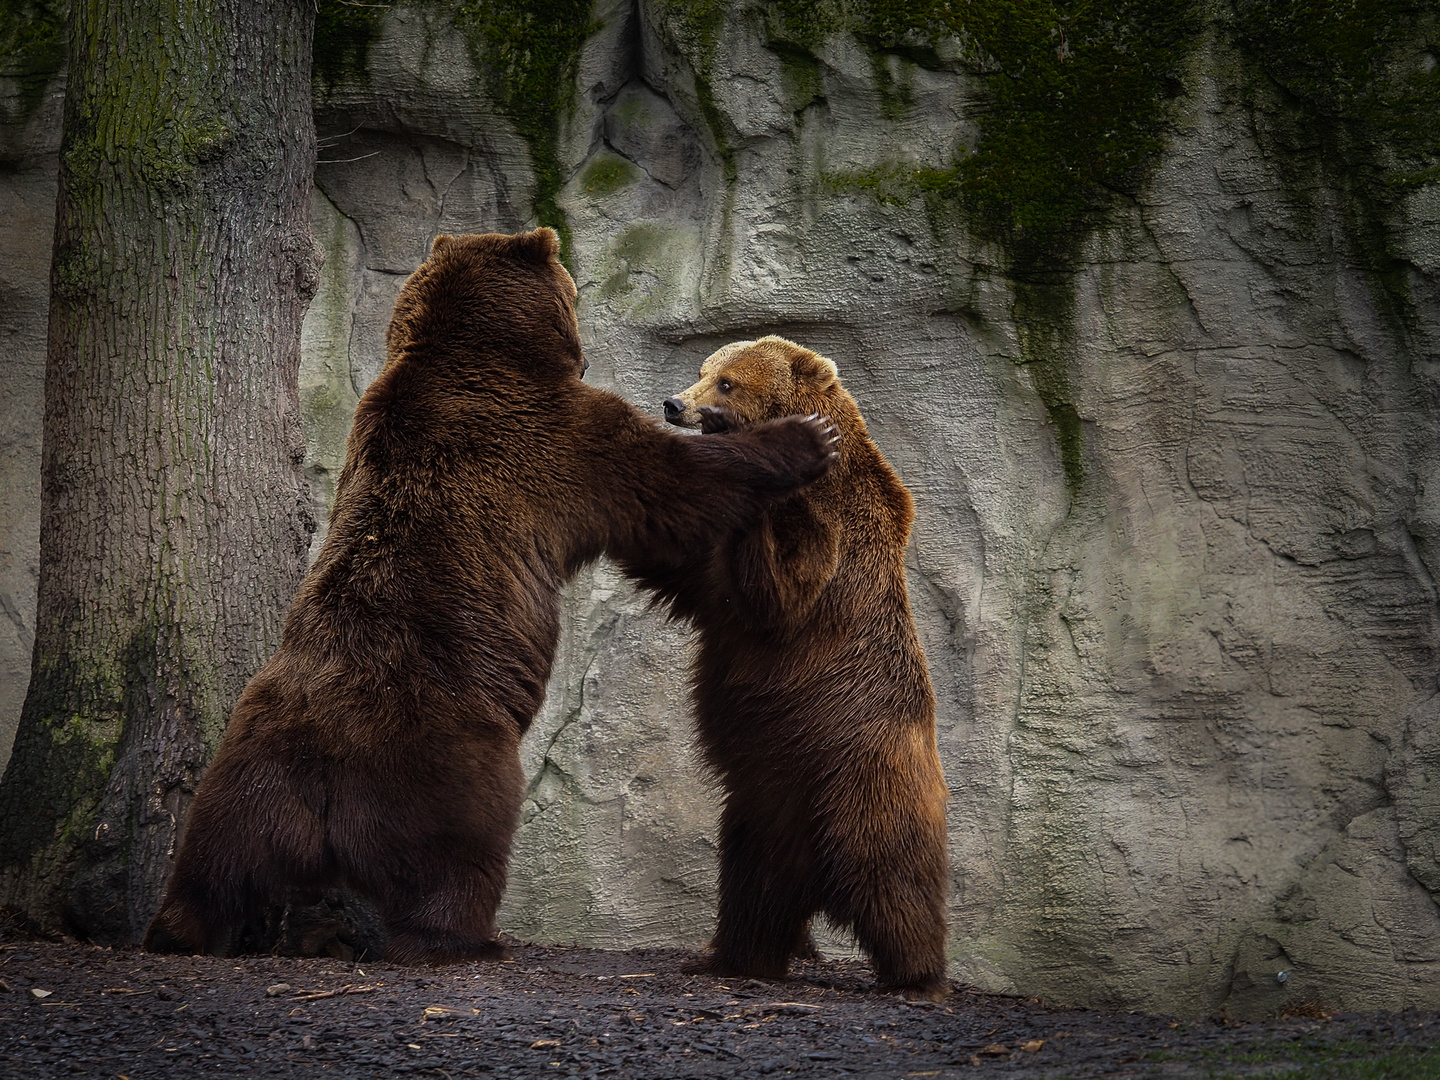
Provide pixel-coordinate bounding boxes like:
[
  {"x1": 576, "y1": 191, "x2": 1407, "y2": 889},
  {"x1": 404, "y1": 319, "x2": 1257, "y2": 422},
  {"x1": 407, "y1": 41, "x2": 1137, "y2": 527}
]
[{"x1": 2, "y1": 933, "x2": 1437, "y2": 1079}]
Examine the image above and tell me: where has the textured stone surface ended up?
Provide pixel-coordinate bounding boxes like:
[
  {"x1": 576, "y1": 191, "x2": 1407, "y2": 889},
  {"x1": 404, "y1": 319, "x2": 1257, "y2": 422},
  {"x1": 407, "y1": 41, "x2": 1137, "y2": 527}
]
[
  {"x1": 1, "y1": 3, "x2": 1437, "y2": 1016},
  {"x1": 0, "y1": 67, "x2": 63, "y2": 766}
]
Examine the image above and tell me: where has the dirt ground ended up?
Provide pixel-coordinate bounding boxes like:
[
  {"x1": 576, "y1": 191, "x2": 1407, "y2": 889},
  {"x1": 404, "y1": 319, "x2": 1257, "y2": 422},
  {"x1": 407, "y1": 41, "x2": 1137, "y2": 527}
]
[{"x1": 2, "y1": 932, "x2": 1437, "y2": 1079}]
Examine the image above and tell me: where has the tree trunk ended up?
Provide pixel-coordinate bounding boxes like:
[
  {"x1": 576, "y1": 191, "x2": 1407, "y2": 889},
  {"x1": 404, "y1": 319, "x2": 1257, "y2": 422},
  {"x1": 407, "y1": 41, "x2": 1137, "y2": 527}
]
[{"x1": 0, "y1": 0, "x2": 318, "y2": 943}]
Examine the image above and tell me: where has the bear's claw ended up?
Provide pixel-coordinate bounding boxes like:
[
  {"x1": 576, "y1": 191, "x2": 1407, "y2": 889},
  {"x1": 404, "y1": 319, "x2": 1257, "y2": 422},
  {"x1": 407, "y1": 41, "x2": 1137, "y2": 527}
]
[{"x1": 803, "y1": 413, "x2": 841, "y2": 459}]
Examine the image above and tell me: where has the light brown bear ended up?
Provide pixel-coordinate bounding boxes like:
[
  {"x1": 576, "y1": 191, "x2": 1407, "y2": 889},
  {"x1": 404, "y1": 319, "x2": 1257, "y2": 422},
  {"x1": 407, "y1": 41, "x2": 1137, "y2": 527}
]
[
  {"x1": 630, "y1": 335, "x2": 950, "y2": 999},
  {"x1": 144, "y1": 233, "x2": 838, "y2": 963}
]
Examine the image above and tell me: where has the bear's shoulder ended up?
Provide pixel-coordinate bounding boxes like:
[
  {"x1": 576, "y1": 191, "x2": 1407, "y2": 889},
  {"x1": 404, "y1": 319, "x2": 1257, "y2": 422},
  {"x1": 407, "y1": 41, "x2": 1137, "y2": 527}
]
[{"x1": 819, "y1": 402, "x2": 914, "y2": 544}]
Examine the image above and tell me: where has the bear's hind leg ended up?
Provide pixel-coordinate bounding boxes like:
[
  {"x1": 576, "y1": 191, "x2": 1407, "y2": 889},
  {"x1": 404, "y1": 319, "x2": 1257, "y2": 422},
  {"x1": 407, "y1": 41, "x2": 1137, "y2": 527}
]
[
  {"x1": 382, "y1": 880, "x2": 513, "y2": 965},
  {"x1": 857, "y1": 913, "x2": 948, "y2": 1001},
  {"x1": 790, "y1": 920, "x2": 823, "y2": 961},
  {"x1": 338, "y1": 743, "x2": 521, "y2": 966},
  {"x1": 688, "y1": 808, "x2": 813, "y2": 980},
  {"x1": 146, "y1": 755, "x2": 325, "y2": 956},
  {"x1": 829, "y1": 854, "x2": 948, "y2": 1000},
  {"x1": 378, "y1": 859, "x2": 513, "y2": 965}
]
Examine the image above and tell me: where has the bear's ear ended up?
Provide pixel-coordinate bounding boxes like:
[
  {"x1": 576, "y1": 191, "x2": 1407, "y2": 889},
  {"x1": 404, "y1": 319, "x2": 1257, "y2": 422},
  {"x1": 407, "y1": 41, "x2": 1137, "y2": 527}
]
[
  {"x1": 509, "y1": 227, "x2": 561, "y2": 264},
  {"x1": 431, "y1": 234, "x2": 456, "y2": 255},
  {"x1": 791, "y1": 349, "x2": 839, "y2": 391}
]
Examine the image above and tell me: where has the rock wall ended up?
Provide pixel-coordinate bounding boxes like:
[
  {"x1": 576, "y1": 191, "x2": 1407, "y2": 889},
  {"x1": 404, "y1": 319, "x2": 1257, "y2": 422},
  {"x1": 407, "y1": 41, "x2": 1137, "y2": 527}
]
[
  {"x1": 0, "y1": 51, "x2": 63, "y2": 767},
  {"x1": 2, "y1": 0, "x2": 1438, "y2": 1016}
]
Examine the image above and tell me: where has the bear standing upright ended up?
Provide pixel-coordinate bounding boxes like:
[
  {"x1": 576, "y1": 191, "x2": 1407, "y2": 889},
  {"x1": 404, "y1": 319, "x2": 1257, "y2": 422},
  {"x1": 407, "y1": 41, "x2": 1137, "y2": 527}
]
[
  {"x1": 144, "y1": 233, "x2": 837, "y2": 962},
  {"x1": 635, "y1": 335, "x2": 950, "y2": 999}
]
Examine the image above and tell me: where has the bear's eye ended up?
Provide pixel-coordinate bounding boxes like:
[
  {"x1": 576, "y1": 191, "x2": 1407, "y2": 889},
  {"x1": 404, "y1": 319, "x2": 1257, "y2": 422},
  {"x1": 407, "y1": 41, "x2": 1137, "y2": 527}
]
[{"x1": 718, "y1": 378, "x2": 733, "y2": 393}]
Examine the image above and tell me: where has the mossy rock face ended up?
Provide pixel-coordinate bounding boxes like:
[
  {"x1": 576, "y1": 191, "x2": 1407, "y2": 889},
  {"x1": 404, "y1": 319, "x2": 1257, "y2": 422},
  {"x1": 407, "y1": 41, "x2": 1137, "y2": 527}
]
[
  {"x1": 654, "y1": 0, "x2": 1200, "y2": 274},
  {"x1": 451, "y1": 0, "x2": 600, "y2": 266},
  {"x1": 645, "y1": 0, "x2": 737, "y2": 181},
  {"x1": 650, "y1": 0, "x2": 1203, "y2": 499},
  {"x1": 313, "y1": 0, "x2": 384, "y2": 89},
  {"x1": 815, "y1": 0, "x2": 1439, "y2": 285},
  {"x1": 798, "y1": 0, "x2": 1436, "y2": 499},
  {"x1": 594, "y1": 222, "x2": 704, "y2": 321},
  {"x1": 314, "y1": 0, "x2": 602, "y2": 267},
  {"x1": 579, "y1": 152, "x2": 640, "y2": 197},
  {"x1": 0, "y1": 0, "x2": 66, "y2": 137},
  {"x1": 855, "y1": 0, "x2": 1200, "y2": 274},
  {"x1": 1232, "y1": 0, "x2": 1439, "y2": 189},
  {"x1": 1230, "y1": 0, "x2": 1440, "y2": 324}
]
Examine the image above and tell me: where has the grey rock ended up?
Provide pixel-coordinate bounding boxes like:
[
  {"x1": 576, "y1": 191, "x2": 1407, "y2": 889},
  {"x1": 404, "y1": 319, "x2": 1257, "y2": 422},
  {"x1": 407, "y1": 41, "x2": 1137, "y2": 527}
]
[{"x1": 0, "y1": 66, "x2": 63, "y2": 764}]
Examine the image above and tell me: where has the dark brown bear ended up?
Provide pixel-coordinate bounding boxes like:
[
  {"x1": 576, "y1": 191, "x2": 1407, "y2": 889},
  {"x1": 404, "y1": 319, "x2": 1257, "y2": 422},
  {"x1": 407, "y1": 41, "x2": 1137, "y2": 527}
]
[
  {"x1": 144, "y1": 233, "x2": 837, "y2": 963},
  {"x1": 637, "y1": 335, "x2": 949, "y2": 999}
]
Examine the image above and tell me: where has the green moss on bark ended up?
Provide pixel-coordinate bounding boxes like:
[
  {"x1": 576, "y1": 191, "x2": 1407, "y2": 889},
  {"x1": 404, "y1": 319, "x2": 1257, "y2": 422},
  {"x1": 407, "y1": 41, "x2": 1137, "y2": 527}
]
[
  {"x1": 0, "y1": 657, "x2": 121, "y2": 872},
  {"x1": 50, "y1": 0, "x2": 602, "y2": 273}
]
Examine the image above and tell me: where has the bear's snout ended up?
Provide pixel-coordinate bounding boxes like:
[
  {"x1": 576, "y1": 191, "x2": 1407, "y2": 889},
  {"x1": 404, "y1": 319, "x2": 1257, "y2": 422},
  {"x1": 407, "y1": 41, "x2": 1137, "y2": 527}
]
[{"x1": 662, "y1": 397, "x2": 687, "y2": 425}]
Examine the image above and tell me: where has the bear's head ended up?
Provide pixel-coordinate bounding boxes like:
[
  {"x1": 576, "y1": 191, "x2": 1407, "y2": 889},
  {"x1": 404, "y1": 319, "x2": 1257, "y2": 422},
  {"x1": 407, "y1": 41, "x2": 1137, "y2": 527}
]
[
  {"x1": 385, "y1": 228, "x2": 585, "y2": 380},
  {"x1": 662, "y1": 336, "x2": 840, "y2": 431}
]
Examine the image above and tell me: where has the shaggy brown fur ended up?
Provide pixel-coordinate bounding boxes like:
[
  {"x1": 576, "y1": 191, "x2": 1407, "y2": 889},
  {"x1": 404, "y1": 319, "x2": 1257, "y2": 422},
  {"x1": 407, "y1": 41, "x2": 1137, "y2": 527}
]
[
  {"x1": 639, "y1": 336, "x2": 950, "y2": 999},
  {"x1": 144, "y1": 234, "x2": 837, "y2": 964}
]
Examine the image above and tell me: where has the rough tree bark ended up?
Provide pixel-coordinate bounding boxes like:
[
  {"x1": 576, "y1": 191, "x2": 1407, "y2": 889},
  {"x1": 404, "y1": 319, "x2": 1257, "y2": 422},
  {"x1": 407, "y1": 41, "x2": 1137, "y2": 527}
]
[{"x1": 0, "y1": 0, "x2": 318, "y2": 943}]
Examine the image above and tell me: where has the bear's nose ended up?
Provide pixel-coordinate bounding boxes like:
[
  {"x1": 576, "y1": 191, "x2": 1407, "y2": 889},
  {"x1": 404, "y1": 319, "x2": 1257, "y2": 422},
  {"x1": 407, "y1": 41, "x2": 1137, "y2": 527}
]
[{"x1": 662, "y1": 397, "x2": 686, "y2": 424}]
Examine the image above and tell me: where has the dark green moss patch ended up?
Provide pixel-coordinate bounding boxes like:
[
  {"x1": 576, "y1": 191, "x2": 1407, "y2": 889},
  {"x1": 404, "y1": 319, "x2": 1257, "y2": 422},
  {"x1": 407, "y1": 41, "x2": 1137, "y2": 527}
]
[
  {"x1": 1231, "y1": 0, "x2": 1440, "y2": 326},
  {"x1": 942, "y1": 0, "x2": 1198, "y2": 499},
  {"x1": 453, "y1": 0, "x2": 600, "y2": 266},
  {"x1": 313, "y1": 0, "x2": 384, "y2": 88},
  {"x1": 0, "y1": 0, "x2": 67, "y2": 127},
  {"x1": 761, "y1": 0, "x2": 846, "y2": 112},
  {"x1": 0, "y1": 657, "x2": 118, "y2": 870},
  {"x1": 762, "y1": 0, "x2": 847, "y2": 52},
  {"x1": 862, "y1": 0, "x2": 1201, "y2": 268},
  {"x1": 1233, "y1": 0, "x2": 1440, "y2": 188}
]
